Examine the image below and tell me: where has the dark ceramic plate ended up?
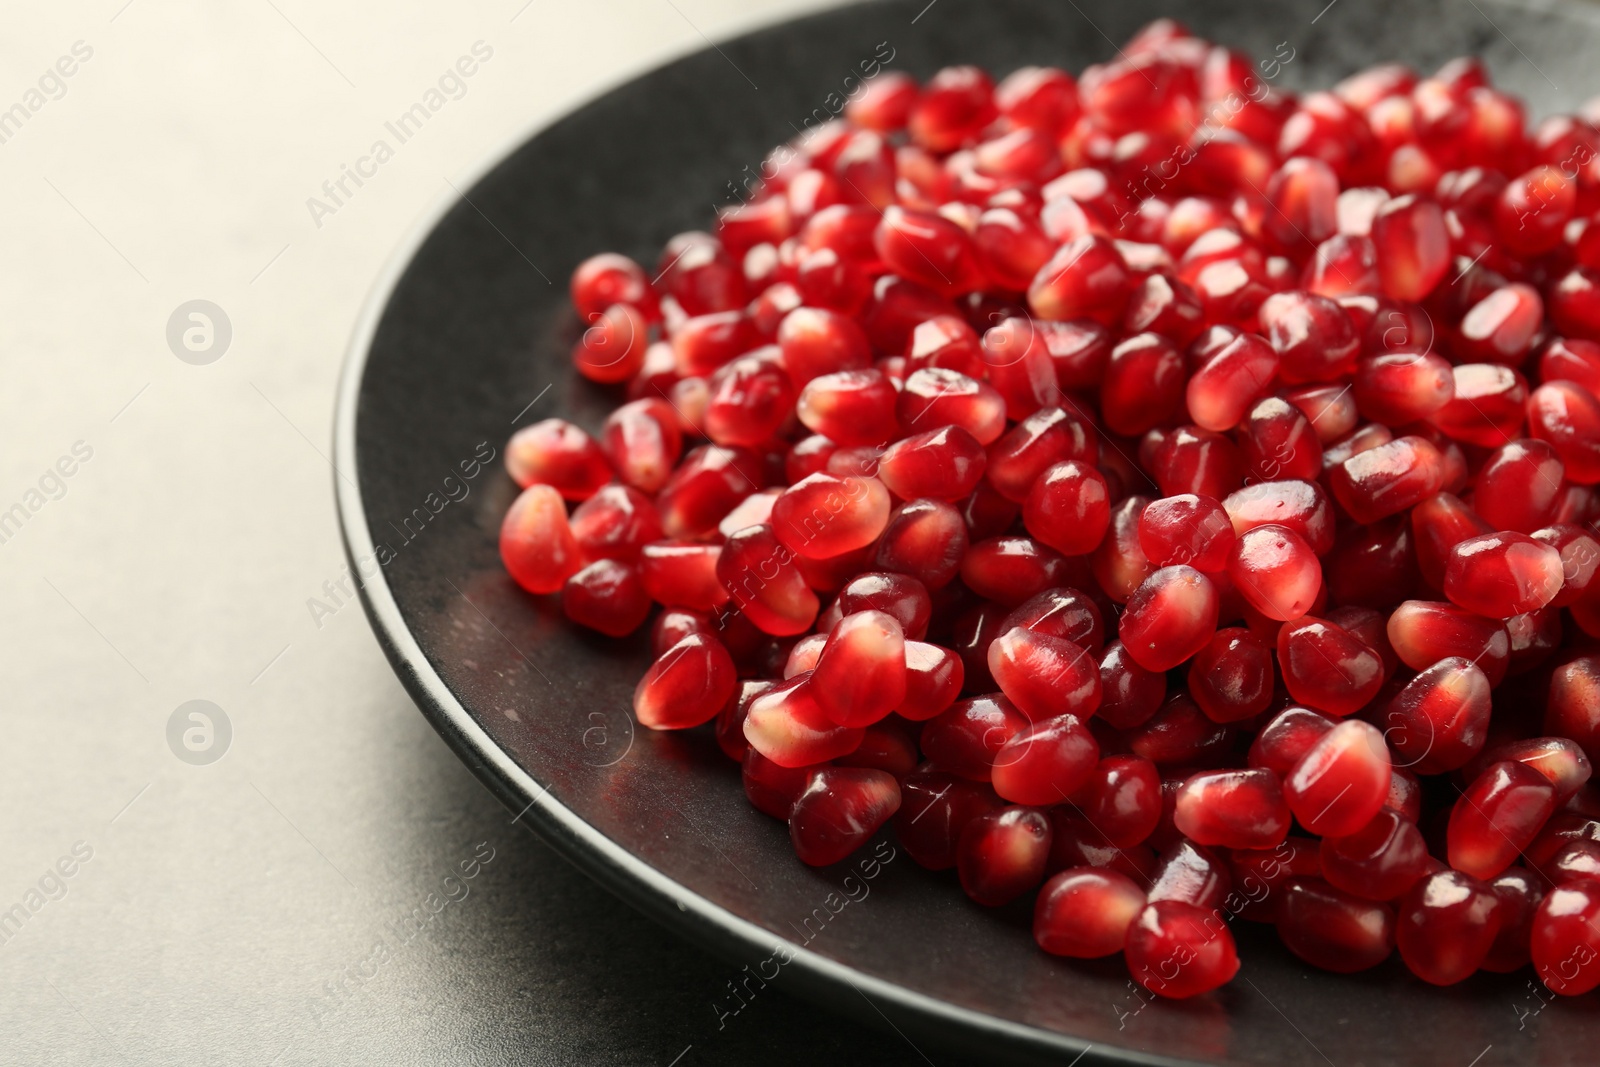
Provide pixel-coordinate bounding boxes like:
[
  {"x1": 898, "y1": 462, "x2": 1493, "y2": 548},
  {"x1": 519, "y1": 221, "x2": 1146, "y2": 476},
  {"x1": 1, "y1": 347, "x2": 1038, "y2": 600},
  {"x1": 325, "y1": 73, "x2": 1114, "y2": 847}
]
[{"x1": 336, "y1": 0, "x2": 1600, "y2": 1062}]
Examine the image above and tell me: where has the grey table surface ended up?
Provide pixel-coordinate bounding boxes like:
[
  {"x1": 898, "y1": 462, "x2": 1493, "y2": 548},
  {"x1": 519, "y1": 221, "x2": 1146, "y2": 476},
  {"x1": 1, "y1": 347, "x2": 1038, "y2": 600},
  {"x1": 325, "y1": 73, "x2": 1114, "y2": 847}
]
[{"x1": 0, "y1": 1, "x2": 977, "y2": 1063}]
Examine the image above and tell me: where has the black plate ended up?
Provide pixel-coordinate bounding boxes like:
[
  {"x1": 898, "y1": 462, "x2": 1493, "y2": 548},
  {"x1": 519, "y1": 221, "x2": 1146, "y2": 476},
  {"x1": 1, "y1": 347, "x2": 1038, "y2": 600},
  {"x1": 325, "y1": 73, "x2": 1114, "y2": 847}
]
[{"x1": 335, "y1": 1, "x2": 1600, "y2": 1062}]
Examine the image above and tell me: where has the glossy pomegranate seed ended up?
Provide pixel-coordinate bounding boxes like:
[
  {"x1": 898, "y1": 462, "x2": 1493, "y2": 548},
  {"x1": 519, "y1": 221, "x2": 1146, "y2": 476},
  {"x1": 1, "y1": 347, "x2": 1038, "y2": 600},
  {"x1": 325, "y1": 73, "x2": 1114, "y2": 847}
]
[
  {"x1": 987, "y1": 626, "x2": 1102, "y2": 722},
  {"x1": 703, "y1": 353, "x2": 794, "y2": 447},
  {"x1": 789, "y1": 767, "x2": 901, "y2": 867},
  {"x1": 1029, "y1": 234, "x2": 1133, "y2": 325},
  {"x1": 743, "y1": 673, "x2": 862, "y2": 767},
  {"x1": 878, "y1": 426, "x2": 988, "y2": 503},
  {"x1": 1283, "y1": 719, "x2": 1391, "y2": 837},
  {"x1": 1442, "y1": 531, "x2": 1564, "y2": 618},
  {"x1": 960, "y1": 536, "x2": 1074, "y2": 606},
  {"x1": 1125, "y1": 900, "x2": 1239, "y2": 999},
  {"x1": 1396, "y1": 868, "x2": 1500, "y2": 985},
  {"x1": 1248, "y1": 706, "x2": 1335, "y2": 776},
  {"x1": 1370, "y1": 194, "x2": 1450, "y2": 301},
  {"x1": 1381, "y1": 656, "x2": 1493, "y2": 774},
  {"x1": 571, "y1": 252, "x2": 657, "y2": 321},
  {"x1": 921, "y1": 694, "x2": 1029, "y2": 781},
  {"x1": 1033, "y1": 868, "x2": 1144, "y2": 958},
  {"x1": 505, "y1": 418, "x2": 613, "y2": 499},
  {"x1": 958, "y1": 806, "x2": 1052, "y2": 906},
  {"x1": 1120, "y1": 566, "x2": 1220, "y2": 671},
  {"x1": 1239, "y1": 398, "x2": 1323, "y2": 483},
  {"x1": 1428, "y1": 363, "x2": 1527, "y2": 448},
  {"x1": 1096, "y1": 641, "x2": 1166, "y2": 730},
  {"x1": 985, "y1": 407, "x2": 1096, "y2": 503},
  {"x1": 1533, "y1": 524, "x2": 1600, "y2": 606},
  {"x1": 1472, "y1": 439, "x2": 1564, "y2": 534},
  {"x1": 1448, "y1": 760, "x2": 1558, "y2": 880},
  {"x1": 909, "y1": 65, "x2": 997, "y2": 152},
  {"x1": 566, "y1": 484, "x2": 662, "y2": 564},
  {"x1": 1227, "y1": 524, "x2": 1320, "y2": 622},
  {"x1": 634, "y1": 634, "x2": 737, "y2": 730},
  {"x1": 562, "y1": 559, "x2": 651, "y2": 637},
  {"x1": 899, "y1": 641, "x2": 965, "y2": 721},
  {"x1": 990, "y1": 713, "x2": 1100, "y2": 806},
  {"x1": 1222, "y1": 479, "x2": 1335, "y2": 555},
  {"x1": 874, "y1": 498, "x2": 968, "y2": 589},
  {"x1": 500, "y1": 484, "x2": 581, "y2": 595},
  {"x1": 716, "y1": 524, "x2": 819, "y2": 636},
  {"x1": 1527, "y1": 380, "x2": 1600, "y2": 484},
  {"x1": 1185, "y1": 332, "x2": 1278, "y2": 432},
  {"x1": 656, "y1": 445, "x2": 762, "y2": 539},
  {"x1": 894, "y1": 770, "x2": 1002, "y2": 870},
  {"x1": 795, "y1": 369, "x2": 898, "y2": 447},
  {"x1": 1128, "y1": 693, "x2": 1235, "y2": 767},
  {"x1": 808, "y1": 610, "x2": 906, "y2": 728},
  {"x1": 1482, "y1": 867, "x2": 1543, "y2": 973},
  {"x1": 897, "y1": 368, "x2": 1007, "y2": 445},
  {"x1": 1321, "y1": 807, "x2": 1429, "y2": 901},
  {"x1": 1101, "y1": 333, "x2": 1186, "y2": 436},
  {"x1": 1188, "y1": 627, "x2": 1274, "y2": 723},
  {"x1": 1532, "y1": 880, "x2": 1600, "y2": 994},
  {"x1": 1540, "y1": 336, "x2": 1600, "y2": 394},
  {"x1": 1385, "y1": 600, "x2": 1509, "y2": 686},
  {"x1": 766, "y1": 471, "x2": 891, "y2": 561},
  {"x1": 1173, "y1": 768, "x2": 1290, "y2": 850},
  {"x1": 1022, "y1": 460, "x2": 1111, "y2": 556},
  {"x1": 1260, "y1": 290, "x2": 1361, "y2": 385},
  {"x1": 1410, "y1": 492, "x2": 1493, "y2": 591},
  {"x1": 1070, "y1": 754, "x2": 1162, "y2": 847},
  {"x1": 777, "y1": 306, "x2": 872, "y2": 387},
  {"x1": 1353, "y1": 352, "x2": 1455, "y2": 426},
  {"x1": 1327, "y1": 434, "x2": 1445, "y2": 524},
  {"x1": 874, "y1": 206, "x2": 986, "y2": 298},
  {"x1": 1276, "y1": 616, "x2": 1385, "y2": 716},
  {"x1": 1276, "y1": 878, "x2": 1396, "y2": 973}
]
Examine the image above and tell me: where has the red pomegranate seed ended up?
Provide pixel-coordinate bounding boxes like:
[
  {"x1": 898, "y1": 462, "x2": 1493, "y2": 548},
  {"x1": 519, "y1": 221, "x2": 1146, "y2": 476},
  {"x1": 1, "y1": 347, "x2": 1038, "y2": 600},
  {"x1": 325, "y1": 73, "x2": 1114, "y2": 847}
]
[
  {"x1": 1034, "y1": 867, "x2": 1145, "y2": 958},
  {"x1": 1227, "y1": 524, "x2": 1321, "y2": 622},
  {"x1": 1248, "y1": 706, "x2": 1336, "y2": 776},
  {"x1": 505, "y1": 418, "x2": 613, "y2": 499},
  {"x1": 1473, "y1": 439, "x2": 1564, "y2": 533},
  {"x1": 1096, "y1": 640, "x2": 1166, "y2": 730},
  {"x1": 1448, "y1": 759, "x2": 1558, "y2": 879},
  {"x1": 795, "y1": 369, "x2": 898, "y2": 447},
  {"x1": 1001, "y1": 586, "x2": 1105, "y2": 650},
  {"x1": 1069, "y1": 754, "x2": 1162, "y2": 847},
  {"x1": 909, "y1": 65, "x2": 997, "y2": 152},
  {"x1": 874, "y1": 498, "x2": 968, "y2": 589},
  {"x1": 1091, "y1": 496, "x2": 1157, "y2": 603},
  {"x1": 600, "y1": 398, "x2": 682, "y2": 495},
  {"x1": 562, "y1": 559, "x2": 651, "y2": 637},
  {"x1": 874, "y1": 206, "x2": 987, "y2": 298},
  {"x1": 960, "y1": 536, "x2": 1074, "y2": 606},
  {"x1": 1222, "y1": 479, "x2": 1335, "y2": 555},
  {"x1": 1320, "y1": 807, "x2": 1429, "y2": 901},
  {"x1": 1185, "y1": 332, "x2": 1279, "y2": 432},
  {"x1": 778, "y1": 306, "x2": 872, "y2": 386},
  {"x1": 767, "y1": 472, "x2": 891, "y2": 560},
  {"x1": 893, "y1": 770, "x2": 1002, "y2": 870},
  {"x1": 1239, "y1": 397, "x2": 1323, "y2": 483},
  {"x1": 789, "y1": 767, "x2": 901, "y2": 866},
  {"x1": 716, "y1": 524, "x2": 819, "y2": 636},
  {"x1": 878, "y1": 426, "x2": 988, "y2": 502},
  {"x1": 809, "y1": 610, "x2": 906, "y2": 728},
  {"x1": 1381, "y1": 656, "x2": 1493, "y2": 774},
  {"x1": 1442, "y1": 531, "x2": 1564, "y2": 618},
  {"x1": 634, "y1": 634, "x2": 737, "y2": 730},
  {"x1": 1428, "y1": 363, "x2": 1527, "y2": 448},
  {"x1": 1385, "y1": 600, "x2": 1509, "y2": 685},
  {"x1": 1532, "y1": 880, "x2": 1600, "y2": 994},
  {"x1": 1352, "y1": 352, "x2": 1455, "y2": 425},
  {"x1": 1022, "y1": 460, "x2": 1111, "y2": 556},
  {"x1": 1187, "y1": 627, "x2": 1274, "y2": 723},
  {"x1": 1276, "y1": 878, "x2": 1397, "y2": 973},
  {"x1": 1101, "y1": 333, "x2": 1186, "y2": 436},
  {"x1": 571, "y1": 252, "x2": 658, "y2": 321},
  {"x1": 921, "y1": 694, "x2": 1029, "y2": 781},
  {"x1": 743, "y1": 673, "x2": 863, "y2": 767},
  {"x1": 1128, "y1": 693, "x2": 1235, "y2": 767},
  {"x1": 656, "y1": 445, "x2": 762, "y2": 539},
  {"x1": 1397, "y1": 868, "x2": 1501, "y2": 985},
  {"x1": 1150, "y1": 425, "x2": 1246, "y2": 499},
  {"x1": 897, "y1": 368, "x2": 1007, "y2": 445},
  {"x1": 1527, "y1": 380, "x2": 1600, "y2": 483},
  {"x1": 1029, "y1": 234, "x2": 1133, "y2": 325},
  {"x1": 704, "y1": 352, "x2": 795, "y2": 447},
  {"x1": 1370, "y1": 194, "x2": 1450, "y2": 301},
  {"x1": 1137, "y1": 493, "x2": 1234, "y2": 572},
  {"x1": 1125, "y1": 899, "x2": 1240, "y2": 999},
  {"x1": 1174, "y1": 768, "x2": 1291, "y2": 850},
  {"x1": 958, "y1": 806, "x2": 1052, "y2": 906},
  {"x1": 1284, "y1": 719, "x2": 1391, "y2": 837},
  {"x1": 1276, "y1": 616, "x2": 1385, "y2": 716},
  {"x1": 567, "y1": 484, "x2": 663, "y2": 564},
  {"x1": 1533, "y1": 524, "x2": 1600, "y2": 606},
  {"x1": 1540, "y1": 336, "x2": 1600, "y2": 395},
  {"x1": 991, "y1": 713, "x2": 1100, "y2": 805},
  {"x1": 1481, "y1": 867, "x2": 1543, "y2": 974},
  {"x1": 500, "y1": 484, "x2": 582, "y2": 594},
  {"x1": 1326, "y1": 434, "x2": 1446, "y2": 524},
  {"x1": 987, "y1": 626, "x2": 1102, "y2": 722},
  {"x1": 1260, "y1": 290, "x2": 1361, "y2": 385},
  {"x1": 1119, "y1": 566, "x2": 1219, "y2": 672}
]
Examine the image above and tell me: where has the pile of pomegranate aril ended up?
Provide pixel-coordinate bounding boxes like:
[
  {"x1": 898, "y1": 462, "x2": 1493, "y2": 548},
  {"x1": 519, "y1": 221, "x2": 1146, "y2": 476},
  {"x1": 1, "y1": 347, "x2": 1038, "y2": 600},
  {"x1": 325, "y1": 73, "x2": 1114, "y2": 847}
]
[{"x1": 498, "y1": 18, "x2": 1600, "y2": 1000}]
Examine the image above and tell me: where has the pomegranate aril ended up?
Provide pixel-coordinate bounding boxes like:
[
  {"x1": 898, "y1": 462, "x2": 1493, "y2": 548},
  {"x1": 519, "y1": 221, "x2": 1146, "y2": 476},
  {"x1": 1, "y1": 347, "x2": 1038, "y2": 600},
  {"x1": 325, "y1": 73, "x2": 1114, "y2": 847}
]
[
  {"x1": 1285, "y1": 719, "x2": 1392, "y2": 837},
  {"x1": 1533, "y1": 523, "x2": 1600, "y2": 606},
  {"x1": 878, "y1": 425, "x2": 988, "y2": 502},
  {"x1": 506, "y1": 419, "x2": 613, "y2": 500},
  {"x1": 1034, "y1": 868, "x2": 1145, "y2": 958},
  {"x1": 562, "y1": 560, "x2": 651, "y2": 637},
  {"x1": 1249, "y1": 706, "x2": 1336, "y2": 777},
  {"x1": 985, "y1": 407, "x2": 1096, "y2": 503},
  {"x1": 717, "y1": 524, "x2": 819, "y2": 636},
  {"x1": 571, "y1": 252, "x2": 657, "y2": 321},
  {"x1": 1223, "y1": 479, "x2": 1336, "y2": 555},
  {"x1": 958, "y1": 806, "x2": 1052, "y2": 906},
  {"x1": 789, "y1": 767, "x2": 901, "y2": 866},
  {"x1": 1127, "y1": 693, "x2": 1235, "y2": 767},
  {"x1": 1321, "y1": 807, "x2": 1430, "y2": 901},
  {"x1": 500, "y1": 484, "x2": 582, "y2": 595},
  {"x1": 1381, "y1": 656, "x2": 1493, "y2": 774},
  {"x1": 1029, "y1": 234, "x2": 1133, "y2": 325},
  {"x1": 1532, "y1": 880, "x2": 1600, "y2": 994},
  {"x1": 639, "y1": 541, "x2": 727, "y2": 611},
  {"x1": 1261, "y1": 290, "x2": 1361, "y2": 385},
  {"x1": 1526, "y1": 380, "x2": 1600, "y2": 484},
  {"x1": 1448, "y1": 760, "x2": 1558, "y2": 880},
  {"x1": 960, "y1": 536, "x2": 1074, "y2": 606},
  {"x1": 1386, "y1": 599, "x2": 1508, "y2": 686},
  {"x1": 1442, "y1": 531, "x2": 1564, "y2": 618},
  {"x1": 778, "y1": 306, "x2": 872, "y2": 386},
  {"x1": 1396, "y1": 868, "x2": 1500, "y2": 985},
  {"x1": 1126, "y1": 900, "x2": 1240, "y2": 999},
  {"x1": 569, "y1": 484, "x2": 663, "y2": 563},
  {"x1": 1276, "y1": 616, "x2": 1385, "y2": 716},
  {"x1": 743, "y1": 673, "x2": 862, "y2": 767},
  {"x1": 1328, "y1": 434, "x2": 1446, "y2": 523},
  {"x1": 1240, "y1": 398, "x2": 1323, "y2": 483},
  {"x1": 1101, "y1": 333, "x2": 1186, "y2": 437},
  {"x1": 1022, "y1": 460, "x2": 1111, "y2": 556},
  {"x1": 1188, "y1": 627, "x2": 1274, "y2": 723},
  {"x1": 991, "y1": 713, "x2": 1100, "y2": 806},
  {"x1": 634, "y1": 634, "x2": 737, "y2": 730},
  {"x1": 874, "y1": 498, "x2": 968, "y2": 589},
  {"x1": 1174, "y1": 768, "x2": 1290, "y2": 850},
  {"x1": 1120, "y1": 565, "x2": 1219, "y2": 672},
  {"x1": 1483, "y1": 867, "x2": 1544, "y2": 973},
  {"x1": 656, "y1": 444, "x2": 763, "y2": 540},
  {"x1": 742, "y1": 747, "x2": 818, "y2": 819},
  {"x1": 1276, "y1": 878, "x2": 1396, "y2": 974},
  {"x1": 1137, "y1": 493, "x2": 1234, "y2": 572},
  {"x1": 1227, "y1": 524, "x2": 1321, "y2": 622},
  {"x1": 657, "y1": 231, "x2": 744, "y2": 315},
  {"x1": 767, "y1": 471, "x2": 891, "y2": 560},
  {"x1": 987, "y1": 626, "x2": 1102, "y2": 722}
]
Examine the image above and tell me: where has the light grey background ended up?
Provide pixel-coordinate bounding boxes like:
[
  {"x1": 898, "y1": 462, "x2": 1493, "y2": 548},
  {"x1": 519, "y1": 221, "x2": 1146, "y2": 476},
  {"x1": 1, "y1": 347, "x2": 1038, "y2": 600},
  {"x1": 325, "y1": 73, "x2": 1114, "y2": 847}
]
[{"x1": 0, "y1": 2, "x2": 960, "y2": 1063}]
